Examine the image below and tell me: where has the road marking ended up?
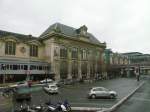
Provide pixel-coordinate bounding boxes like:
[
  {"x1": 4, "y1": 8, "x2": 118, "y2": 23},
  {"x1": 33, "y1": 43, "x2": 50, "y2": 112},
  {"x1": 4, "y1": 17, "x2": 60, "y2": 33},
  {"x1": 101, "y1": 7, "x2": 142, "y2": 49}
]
[
  {"x1": 132, "y1": 97, "x2": 150, "y2": 102},
  {"x1": 71, "y1": 102, "x2": 112, "y2": 107}
]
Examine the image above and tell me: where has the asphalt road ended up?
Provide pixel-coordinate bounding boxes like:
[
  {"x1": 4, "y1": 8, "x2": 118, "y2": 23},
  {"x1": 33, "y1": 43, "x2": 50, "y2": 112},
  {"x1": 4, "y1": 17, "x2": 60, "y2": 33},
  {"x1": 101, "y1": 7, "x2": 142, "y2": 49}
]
[
  {"x1": 115, "y1": 77, "x2": 150, "y2": 112},
  {"x1": 0, "y1": 77, "x2": 144, "y2": 112},
  {"x1": 12, "y1": 78, "x2": 142, "y2": 110}
]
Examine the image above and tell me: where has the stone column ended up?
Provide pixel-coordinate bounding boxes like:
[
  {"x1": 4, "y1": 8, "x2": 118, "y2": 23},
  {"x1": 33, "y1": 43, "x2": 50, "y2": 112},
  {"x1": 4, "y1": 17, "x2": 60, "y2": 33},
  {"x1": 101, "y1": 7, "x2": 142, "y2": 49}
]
[
  {"x1": 95, "y1": 63, "x2": 97, "y2": 79},
  {"x1": 68, "y1": 60, "x2": 72, "y2": 79},
  {"x1": 67, "y1": 47, "x2": 72, "y2": 79},
  {"x1": 78, "y1": 61, "x2": 82, "y2": 79},
  {"x1": 54, "y1": 61, "x2": 60, "y2": 80},
  {"x1": 87, "y1": 61, "x2": 90, "y2": 79},
  {"x1": 78, "y1": 49, "x2": 82, "y2": 80}
]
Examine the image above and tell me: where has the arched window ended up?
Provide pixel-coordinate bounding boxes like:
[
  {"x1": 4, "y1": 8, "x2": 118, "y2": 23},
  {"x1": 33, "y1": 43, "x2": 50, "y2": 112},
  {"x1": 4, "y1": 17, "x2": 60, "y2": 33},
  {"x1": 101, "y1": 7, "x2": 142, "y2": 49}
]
[{"x1": 5, "y1": 41, "x2": 16, "y2": 55}]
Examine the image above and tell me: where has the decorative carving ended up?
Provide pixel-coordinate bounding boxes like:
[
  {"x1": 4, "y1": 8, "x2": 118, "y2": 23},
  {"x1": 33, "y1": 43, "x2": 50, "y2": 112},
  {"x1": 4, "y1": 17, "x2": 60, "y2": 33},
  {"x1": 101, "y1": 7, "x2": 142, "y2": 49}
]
[{"x1": 20, "y1": 47, "x2": 26, "y2": 53}]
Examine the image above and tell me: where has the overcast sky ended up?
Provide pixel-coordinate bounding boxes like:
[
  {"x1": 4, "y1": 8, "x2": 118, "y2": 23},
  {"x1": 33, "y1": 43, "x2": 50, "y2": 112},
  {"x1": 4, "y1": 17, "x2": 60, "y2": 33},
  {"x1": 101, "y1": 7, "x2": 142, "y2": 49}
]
[{"x1": 0, "y1": 0, "x2": 150, "y2": 54}]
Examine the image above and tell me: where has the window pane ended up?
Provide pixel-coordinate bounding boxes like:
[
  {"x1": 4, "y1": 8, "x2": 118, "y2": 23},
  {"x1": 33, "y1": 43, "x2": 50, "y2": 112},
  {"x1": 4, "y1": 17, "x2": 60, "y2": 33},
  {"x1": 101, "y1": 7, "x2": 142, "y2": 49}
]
[
  {"x1": 60, "y1": 47, "x2": 67, "y2": 58},
  {"x1": 30, "y1": 45, "x2": 38, "y2": 57},
  {"x1": 5, "y1": 41, "x2": 16, "y2": 55}
]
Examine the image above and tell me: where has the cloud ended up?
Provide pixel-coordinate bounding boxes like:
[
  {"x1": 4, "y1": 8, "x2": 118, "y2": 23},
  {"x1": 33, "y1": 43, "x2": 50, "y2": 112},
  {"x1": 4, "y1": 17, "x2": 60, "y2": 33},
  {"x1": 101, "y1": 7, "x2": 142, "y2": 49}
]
[{"x1": 0, "y1": 0, "x2": 150, "y2": 53}]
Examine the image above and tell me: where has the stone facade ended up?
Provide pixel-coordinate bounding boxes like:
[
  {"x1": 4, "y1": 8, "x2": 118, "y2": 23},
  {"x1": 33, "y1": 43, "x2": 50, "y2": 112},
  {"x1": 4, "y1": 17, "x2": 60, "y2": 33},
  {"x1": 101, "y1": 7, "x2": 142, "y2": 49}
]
[
  {"x1": 0, "y1": 23, "x2": 106, "y2": 83},
  {"x1": 103, "y1": 49, "x2": 130, "y2": 78}
]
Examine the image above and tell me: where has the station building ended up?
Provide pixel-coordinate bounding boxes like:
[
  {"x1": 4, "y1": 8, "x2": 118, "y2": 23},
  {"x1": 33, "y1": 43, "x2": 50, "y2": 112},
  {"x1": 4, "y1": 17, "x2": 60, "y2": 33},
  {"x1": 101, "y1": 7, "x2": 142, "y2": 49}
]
[{"x1": 0, "y1": 23, "x2": 106, "y2": 83}]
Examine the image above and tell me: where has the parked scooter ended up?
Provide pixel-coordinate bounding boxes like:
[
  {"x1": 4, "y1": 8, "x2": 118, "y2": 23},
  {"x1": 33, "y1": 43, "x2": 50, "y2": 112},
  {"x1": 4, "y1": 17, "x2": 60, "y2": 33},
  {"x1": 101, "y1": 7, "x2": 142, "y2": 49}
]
[
  {"x1": 62, "y1": 100, "x2": 71, "y2": 112},
  {"x1": 45, "y1": 100, "x2": 71, "y2": 112},
  {"x1": 31, "y1": 104, "x2": 47, "y2": 112},
  {"x1": 14, "y1": 105, "x2": 34, "y2": 112}
]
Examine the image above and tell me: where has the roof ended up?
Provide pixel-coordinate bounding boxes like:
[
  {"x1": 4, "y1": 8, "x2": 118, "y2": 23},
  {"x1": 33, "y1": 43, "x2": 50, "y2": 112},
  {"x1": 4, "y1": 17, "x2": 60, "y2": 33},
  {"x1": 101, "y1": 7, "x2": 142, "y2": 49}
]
[
  {"x1": 40, "y1": 22, "x2": 102, "y2": 45},
  {"x1": 0, "y1": 30, "x2": 38, "y2": 42},
  {"x1": 122, "y1": 52, "x2": 143, "y2": 56}
]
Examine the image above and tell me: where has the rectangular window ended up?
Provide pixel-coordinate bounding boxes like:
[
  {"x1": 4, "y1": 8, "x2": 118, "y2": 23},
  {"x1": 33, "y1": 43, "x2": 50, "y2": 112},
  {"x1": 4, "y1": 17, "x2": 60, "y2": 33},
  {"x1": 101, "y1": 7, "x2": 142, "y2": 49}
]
[
  {"x1": 17, "y1": 65, "x2": 20, "y2": 70},
  {"x1": 60, "y1": 47, "x2": 67, "y2": 58},
  {"x1": 21, "y1": 65, "x2": 24, "y2": 70},
  {"x1": 81, "y1": 49, "x2": 87, "y2": 60},
  {"x1": 30, "y1": 45, "x2": 38, "y2": 57},
  {"x1": 5, "y1": 41, "x2": 16, "y2": 55},
  {"x1": 72, "y1": 48, "x2": 78, "y2": 59},
  {"x1": 10, "y1": 65, "x2": 13, "y2": 70},
  {"x1": 6, "y1": 65, "x2": 9, "y2": 70},
  {"x1": 24, "y1": 65, "x2": 27, "y2": 70},
  {"x1": 39, "y1": 66, "x2": 42, "y2": 70},
  {"x1": 30, "y1": 65, "x2": 36, "y2": 70},
  {"x1": 13, "y1": 65, "x2": 17, "y2": 70}
]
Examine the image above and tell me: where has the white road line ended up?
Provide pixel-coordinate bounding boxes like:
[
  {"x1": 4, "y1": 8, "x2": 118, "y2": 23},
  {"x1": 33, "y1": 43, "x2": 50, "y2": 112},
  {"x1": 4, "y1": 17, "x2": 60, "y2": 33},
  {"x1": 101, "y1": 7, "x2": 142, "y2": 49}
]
[{"x1": 71, "y1": 102, "x2": 112, "y2": 106}]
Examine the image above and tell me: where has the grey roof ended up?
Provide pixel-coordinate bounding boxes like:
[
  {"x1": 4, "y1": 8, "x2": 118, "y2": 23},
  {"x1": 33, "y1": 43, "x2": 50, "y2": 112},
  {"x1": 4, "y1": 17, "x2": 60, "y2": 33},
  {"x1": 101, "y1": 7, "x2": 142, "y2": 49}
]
[
  {"x1": 40, "y1": 22, "x2": 101, "y2": 45},
  {"x1": 122, "y1": 52, "x2": 143, "y2": 56},
  {"x1": 0, "y1": 30, "x2": 38, "y2": 42}
]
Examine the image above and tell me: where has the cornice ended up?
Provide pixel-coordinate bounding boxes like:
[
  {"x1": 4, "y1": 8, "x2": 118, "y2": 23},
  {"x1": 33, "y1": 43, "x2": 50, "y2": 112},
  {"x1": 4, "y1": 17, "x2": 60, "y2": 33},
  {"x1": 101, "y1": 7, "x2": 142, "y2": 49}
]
[{"x1": 39, "y1": 32, "x2": 106, "y2": 48}]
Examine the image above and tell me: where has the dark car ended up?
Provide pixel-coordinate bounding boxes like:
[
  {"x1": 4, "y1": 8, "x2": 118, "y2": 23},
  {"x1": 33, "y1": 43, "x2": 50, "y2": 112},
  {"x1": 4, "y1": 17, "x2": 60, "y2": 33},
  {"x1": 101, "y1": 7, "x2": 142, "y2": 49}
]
[{"x1": 13, "y1": 86, "x2": 31, "y2": 101}]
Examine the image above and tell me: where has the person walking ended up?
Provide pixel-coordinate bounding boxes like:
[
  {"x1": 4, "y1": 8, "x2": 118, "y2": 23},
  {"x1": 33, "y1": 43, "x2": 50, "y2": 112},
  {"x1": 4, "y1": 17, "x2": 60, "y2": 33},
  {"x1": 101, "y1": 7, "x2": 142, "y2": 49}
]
[{"x1": 135, "y1": 68, "x2": 140, "y2": 81}]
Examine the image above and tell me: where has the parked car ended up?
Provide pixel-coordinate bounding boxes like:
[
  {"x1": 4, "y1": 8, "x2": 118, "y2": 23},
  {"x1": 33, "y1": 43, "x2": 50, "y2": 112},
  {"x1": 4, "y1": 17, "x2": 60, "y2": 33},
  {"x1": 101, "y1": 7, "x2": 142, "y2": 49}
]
[
  {"x1": 13, "y1": 86, "x2": 32, "y2": 101},
  {"x1": 87, "y1": 87, "x2": 117, "y2": 99},
  {"x1": 40, "y1": 78, "x2": 53, "y2": 83},
  {"x1": 17, "y1": 81, "x2": 28, "y2": 87},
  {"x1": 43, "y1": 84, "x2": 59, "y2": 94}
]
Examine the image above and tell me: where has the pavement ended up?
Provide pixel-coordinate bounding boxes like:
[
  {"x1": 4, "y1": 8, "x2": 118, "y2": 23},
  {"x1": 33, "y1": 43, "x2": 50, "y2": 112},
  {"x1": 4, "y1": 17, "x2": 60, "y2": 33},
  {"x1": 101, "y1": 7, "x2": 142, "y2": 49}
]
[
  {"x1": 0, "y1": 95, "x2": 13, "y2": 112},
  {"x1": 114, "y1": 77, "x2": 150, "y2": 112},
  {"x1": 0, "y1": 77, "x2": 145, "y2": 112}
]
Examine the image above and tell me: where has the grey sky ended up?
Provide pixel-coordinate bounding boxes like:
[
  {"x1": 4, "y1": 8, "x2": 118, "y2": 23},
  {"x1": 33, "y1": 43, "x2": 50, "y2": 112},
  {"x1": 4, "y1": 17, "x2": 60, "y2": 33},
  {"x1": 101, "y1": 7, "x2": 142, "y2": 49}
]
[{"x1": 0, "y1": 0, "x2": 150, "y2": 53}]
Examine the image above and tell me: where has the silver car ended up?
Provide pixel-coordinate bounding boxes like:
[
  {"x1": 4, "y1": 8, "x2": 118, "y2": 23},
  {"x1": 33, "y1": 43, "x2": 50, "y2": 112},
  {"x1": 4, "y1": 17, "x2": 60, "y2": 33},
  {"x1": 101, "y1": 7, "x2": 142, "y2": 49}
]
[
  {"x1": 88, "y1": 87, "x2": 117, "y2": 99},
  {"x1": 43, "y1": 84, "x2": 59, "y2": 94}
]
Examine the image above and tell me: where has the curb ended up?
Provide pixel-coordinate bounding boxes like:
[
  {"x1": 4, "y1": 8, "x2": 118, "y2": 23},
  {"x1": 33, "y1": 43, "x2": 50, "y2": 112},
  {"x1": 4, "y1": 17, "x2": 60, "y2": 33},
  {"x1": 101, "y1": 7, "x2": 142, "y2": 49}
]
[
  {"x1": 71, "y1": 107, "x2": 107, "y2": 112},
  {"x1": 99, "y1": 81, "x2": 145, "y2": 112}
]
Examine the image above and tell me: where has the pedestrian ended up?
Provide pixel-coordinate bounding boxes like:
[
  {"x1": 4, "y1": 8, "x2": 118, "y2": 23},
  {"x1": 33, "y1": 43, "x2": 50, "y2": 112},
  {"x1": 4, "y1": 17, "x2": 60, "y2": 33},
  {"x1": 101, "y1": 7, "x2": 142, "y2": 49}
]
[{"x1": 136, "y1": 72, "x2": 140, "y2": 81}]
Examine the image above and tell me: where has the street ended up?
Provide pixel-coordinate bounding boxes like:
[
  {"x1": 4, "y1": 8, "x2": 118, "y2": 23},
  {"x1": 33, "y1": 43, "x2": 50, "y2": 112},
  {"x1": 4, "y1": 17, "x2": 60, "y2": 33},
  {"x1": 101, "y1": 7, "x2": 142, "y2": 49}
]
[
  {"x1": 0, "y1": 77, "x2": 144, "y2": 112},
  {"x1": 115, "y1": 77, "x2": 150, "y2": 112},
  {"x1": 13, "y1": 78, "x2": 142, "y2": 110}
]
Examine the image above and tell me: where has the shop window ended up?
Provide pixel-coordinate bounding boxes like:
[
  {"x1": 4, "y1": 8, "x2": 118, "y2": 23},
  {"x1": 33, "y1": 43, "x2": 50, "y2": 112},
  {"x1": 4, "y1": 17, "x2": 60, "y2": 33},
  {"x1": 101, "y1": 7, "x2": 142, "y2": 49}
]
[
  {"x1": 39, "y1": 66, "x2": 42, "y2": 70},
  {"x1": 13, "y1": 65, "x2": 17, "y2": 70},
  {"x1": 24, "y1": 65, "x2": 28, "y2": 70}
]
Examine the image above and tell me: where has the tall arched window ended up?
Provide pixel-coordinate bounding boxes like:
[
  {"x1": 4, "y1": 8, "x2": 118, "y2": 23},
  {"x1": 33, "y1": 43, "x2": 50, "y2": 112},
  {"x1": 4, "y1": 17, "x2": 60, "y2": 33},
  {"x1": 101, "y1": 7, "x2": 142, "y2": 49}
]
[{"x1": 5, "y1": 41, "x2": 16, "y2": 55}]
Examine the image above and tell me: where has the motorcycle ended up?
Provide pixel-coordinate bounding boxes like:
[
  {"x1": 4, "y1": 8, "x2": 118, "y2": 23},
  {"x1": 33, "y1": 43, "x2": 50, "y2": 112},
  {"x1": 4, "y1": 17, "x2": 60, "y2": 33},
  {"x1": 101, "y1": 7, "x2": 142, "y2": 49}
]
[
  {"x1": 14, "y1": 105, "x2": 42, "y2": 112},
  {"x1": 31, "y1": 104, "x2": 47, "y2": 112},
  {"x1": 62, "y1": 100, "x2": 71, "y2": 112},
  {"x1": 45, "y1": 100, "x2": 71, "y2": 112}
]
